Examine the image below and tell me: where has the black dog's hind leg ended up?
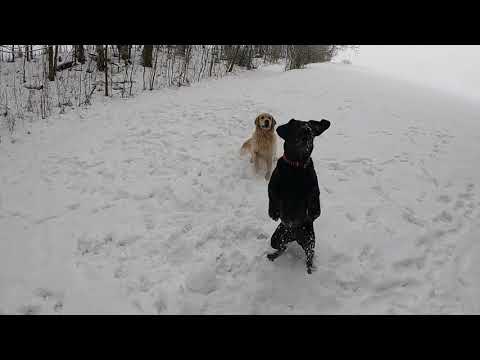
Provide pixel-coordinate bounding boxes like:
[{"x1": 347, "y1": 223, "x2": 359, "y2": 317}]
[
  {"x1": 303, "y1": 242, "x2": 315, "y2": 274},
  {"x1": 267, "y1": 223, "x2": 290, "y2": 261},
  {"x1": 298, "y1": 223, "x2": 316, "y2": 274},
  {"x1": 267, "y1": 249, "x2": 285, "y2": 261}
]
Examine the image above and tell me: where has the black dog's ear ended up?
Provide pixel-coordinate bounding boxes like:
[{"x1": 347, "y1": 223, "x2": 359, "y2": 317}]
[
  {"x1": 308, "y1": 119, "x2": 331, "y2": 136},
  {"x1": 276, "y1": 119, "x2": 294, "y2": 140}
]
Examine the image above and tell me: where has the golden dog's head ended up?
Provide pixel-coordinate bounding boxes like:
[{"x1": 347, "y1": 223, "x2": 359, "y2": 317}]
[{"x1": 255, "y1": 113, "x2": 276, "y2": 132}]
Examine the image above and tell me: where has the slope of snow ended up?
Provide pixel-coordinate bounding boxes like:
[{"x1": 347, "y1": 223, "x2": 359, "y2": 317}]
[
  {"x1": 1, "y1": 62, "x2": 480, "y2": 314},
  {"x1": 347, "y1": 45, "x2": 480, "y2": 103}
]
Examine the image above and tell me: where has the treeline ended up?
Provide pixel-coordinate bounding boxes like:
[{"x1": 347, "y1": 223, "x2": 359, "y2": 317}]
[
  {"x1": 0, "y1": 45, "x2": 355, "y2": 136},
  {"x1": 2, "y1": 44, "x2": 355, "y2": 81}
]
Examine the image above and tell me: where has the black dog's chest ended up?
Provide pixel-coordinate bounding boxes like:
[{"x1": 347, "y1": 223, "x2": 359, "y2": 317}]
[
  {"x1": 270, "y1": 160, "x2": 320, "y2": 225},
  {"x1": 276, "y1": 158, "x2": 317, "y2": 190},
  {"x1": 278, "y1": 170, "x2": 312, "y2": 197}
]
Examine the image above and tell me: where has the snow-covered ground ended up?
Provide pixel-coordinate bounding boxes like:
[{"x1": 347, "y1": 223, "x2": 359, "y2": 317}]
[{"x1": 1, "y1": 62, "x2": 480, "y2": 314}]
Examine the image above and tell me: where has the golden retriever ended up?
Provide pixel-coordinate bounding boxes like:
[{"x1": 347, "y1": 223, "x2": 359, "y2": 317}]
[{"x1": 240, "y1": 113, "x2": 277, "y2": 180}]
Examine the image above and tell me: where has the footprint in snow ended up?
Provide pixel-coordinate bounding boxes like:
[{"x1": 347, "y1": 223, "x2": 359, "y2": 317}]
[
  {"x1": 433, "y1": 211, "x2": 454, "y2": 223},
  {"x1": 345, "y1": 212, "x2": 356, "y2": 222},
  {"x1": 433, "y1": 191, "x2": 451, "y2": 203}
]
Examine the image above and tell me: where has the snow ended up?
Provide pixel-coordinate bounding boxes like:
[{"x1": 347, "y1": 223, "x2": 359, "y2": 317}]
[
  {"x1": 343, "y1": 45, "x2": 480, "y2": 103},
  {"x1": 185, "y1": 264, "x2": 219, "y2": 295},
  {"x1": 1, "y1": 61, "x2": 480, "y2": 314}
]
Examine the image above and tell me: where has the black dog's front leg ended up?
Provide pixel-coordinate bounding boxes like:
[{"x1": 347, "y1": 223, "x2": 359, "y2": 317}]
[
  {"x1": 307, "y1": 191, "x2": 321, "y2": 222},
  {"x1": 268, "y1": 169, "x2": 281, "y2": 221},
  {"x1": 306, "y1": 170, "x2": 321, "y2": 222},
  {"x1": 268, "y1": 197, "x2": 280, "y2": 222}
]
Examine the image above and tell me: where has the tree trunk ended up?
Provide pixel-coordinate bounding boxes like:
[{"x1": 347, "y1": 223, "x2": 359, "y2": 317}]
[
  {"x1": 53, "y1": 45, "x2": 59, "y2": 73},
  {"x1": 176, "y1": 45, "x2": 186, "y2": 57},
  {"x1": 142, "y1": 45, "x2": 153, "y2": 67},
  {"x1": 23, "y1": 52, "x2": 26, "y2": 83},
  {"x1": 25, "y1": 45, "x2": 30, "y2": 61},
  {"x1": 227, "y1": 45, "x2": 240, "y2": 73},
  {"x1": 104, "y1": 45, "x2": 108, "y2": 96},
  {"x1": 247, "y1": 45, "x2": 253, "y2": 70},
  {"x1": 96, "y1": 45, "x2": 105, "y2": 72},
  {"x1": 77, "y1": 45, "x2": 85, "y2": 64},
  {"x1": 11, "y1": 45, "x2": 15, "y2": 62},
  {"x1": 209, "y1": 46, "x2": 216, "y2": 77},
  {"x1": 56, "y1": 61, "x2": 75, "y2": 71},
  {"x1": 117, "y1": 45, "x2": 129, "y2": 62},
  {"x1": 48, "y1": 45, "x2": 55, "y2": 81}
]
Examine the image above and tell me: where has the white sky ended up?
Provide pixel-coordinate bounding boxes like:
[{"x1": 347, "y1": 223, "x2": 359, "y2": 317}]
[{"x1": 337, "y1": 45, "x2": 480, "y2": 102}]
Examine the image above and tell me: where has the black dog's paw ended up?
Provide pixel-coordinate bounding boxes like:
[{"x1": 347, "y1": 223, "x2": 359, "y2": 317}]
[
  {"x1": 306, "y1": 260, "x2": 315, "y2": 274},
  {"x1": 267, "y1": 249, "x2": 285, "y2": 261},
  {"x1": 267, "y1": 253, "x2": 277, "y2": 261}
]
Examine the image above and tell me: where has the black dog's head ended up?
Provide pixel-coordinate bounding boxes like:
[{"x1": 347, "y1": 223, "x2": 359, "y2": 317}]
[{"x1": 276, "y1": 119, "x2": 331, "y2": 162}]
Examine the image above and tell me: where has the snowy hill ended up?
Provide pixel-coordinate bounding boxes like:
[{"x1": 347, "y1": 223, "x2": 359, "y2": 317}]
[{"x1": 1, "y1": 62, "x2": 480, "y2": 314}]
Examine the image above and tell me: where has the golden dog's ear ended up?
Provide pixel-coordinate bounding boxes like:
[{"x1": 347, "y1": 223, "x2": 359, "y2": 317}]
[{"x1": 255, "y1": 115, "x2": 260, "y2": 128}]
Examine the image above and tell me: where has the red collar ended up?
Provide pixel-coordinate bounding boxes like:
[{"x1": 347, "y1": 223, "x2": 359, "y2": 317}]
[{"x1": 282, "y1": 154, "x2": 311, "y2": 168}]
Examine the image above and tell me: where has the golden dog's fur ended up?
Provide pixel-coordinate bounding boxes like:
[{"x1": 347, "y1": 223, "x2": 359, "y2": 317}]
[{"x1": 240, "y1": 113, "x2": 277, "y2": 180}]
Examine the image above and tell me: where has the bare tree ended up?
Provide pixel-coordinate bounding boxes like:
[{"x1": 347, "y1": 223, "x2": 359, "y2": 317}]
[
  {"x1": 76, "y1": 45, "x2": 86, "y2": 64},
  {"x1": 48, "y1": 45, "x2": 55, "y2": 81},
  {"x1": 104, "y1": 45, "x2": 108, "y2": 96},
  {"x1": 149, "y1": 45, "x2": 160, "y2": 90},
  {"x1": 54, "y1": 45, "x2": 59, "y2": 73},
  {"x1": 227, "y1": 45, "x2": 240, "y2": 73},
  {"x1": 117, "y1": 45, "x2": 129, "y2": 62},
  {"x1": 208, "y1": 46, "x2": 216, "y2": 77},
  {"x1": 142, "y1": 45, "x2": 153, "y2": 67},
  {"x1": 23, "y1": 50, "x2": 26, "y2": 83},
  {"x1": 236, "y1": 45, "x2": 254, "y2": 69},
  {"x1": 96, "y1": 45, "x2": 105, "y2": 72},
  {"x1": 176, "y1": 45, "x2": 186, "y2": 57},
  {"x1": 180, "y1": 45, "x2": 192, "y2": 84}
]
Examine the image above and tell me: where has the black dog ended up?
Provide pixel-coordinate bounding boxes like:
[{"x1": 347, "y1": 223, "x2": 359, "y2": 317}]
[{"x1": 267, "y1": 118, "x2": 331, "y2": 274}]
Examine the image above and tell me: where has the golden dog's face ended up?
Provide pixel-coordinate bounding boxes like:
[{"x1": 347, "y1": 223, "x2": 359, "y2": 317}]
[{"x1": 255, "y1": 113, "x2": 276, "y2": 131}]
